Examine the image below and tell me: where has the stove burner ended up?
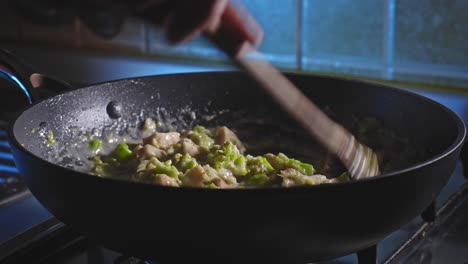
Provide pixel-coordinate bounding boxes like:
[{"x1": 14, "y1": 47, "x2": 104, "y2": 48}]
[{"x1": 0, "y1": 121, "x2": 29, "y2": 207}]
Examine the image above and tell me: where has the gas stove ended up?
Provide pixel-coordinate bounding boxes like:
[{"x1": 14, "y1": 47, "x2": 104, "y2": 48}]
[
  {"x1": 0, "y1": 141, "x2": 466, "y2": 264},
  {"x1": 0, "y1": 52, "x2": 466, "y2": 264}
]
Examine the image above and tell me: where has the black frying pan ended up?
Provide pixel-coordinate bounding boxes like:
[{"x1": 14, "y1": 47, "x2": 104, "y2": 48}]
[{"x1": 1, "y1": 49, "x2": 466, "y2": 263}]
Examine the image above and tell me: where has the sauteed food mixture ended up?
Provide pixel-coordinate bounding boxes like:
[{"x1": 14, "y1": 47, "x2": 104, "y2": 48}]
[{"x1": 88, "y1": 118, "x2": 349, "y2": 188}]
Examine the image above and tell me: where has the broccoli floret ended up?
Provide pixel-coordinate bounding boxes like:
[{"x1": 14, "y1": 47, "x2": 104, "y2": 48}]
[
  {"x1": 207, "y1": 141, "x2": 247, "y2": 176},
  {"x1": 241, "y1": 156, "x2": 276, "y2": 186},
  {"x1": 246, "y1": 155, "x2": 274, "y2": 175},
  {"x1": 192, "y1": 125, "x2": 213, "y2": 135},
  {"x1": 173, "y1": 153, "x2": 198, "y2": 173},
  {"x1": 189, "y1": 125, "x2": 215, "y2": 149},
  {"x1": 244, "y1": 173, "x2": 270, "y2": 186},
  {"x1": 265, "y1": 153, "x2": 315, "y2": 175},
  {"x1": 148, "y1": 157, "x2": 180, "y2": 178}
]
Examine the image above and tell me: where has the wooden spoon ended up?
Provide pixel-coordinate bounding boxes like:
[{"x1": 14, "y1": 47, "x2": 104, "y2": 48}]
[{"x1": 205, "y1": 5, "x2": 379, "y2": 179}]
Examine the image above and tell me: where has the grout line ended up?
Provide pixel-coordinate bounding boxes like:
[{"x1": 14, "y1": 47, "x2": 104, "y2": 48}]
[
  {"x1": 383, "y1": 0, "x2": 396, "y2": 80},
  {"x1": 296, "y1": 0, "x2": 304, "y2": 71}
]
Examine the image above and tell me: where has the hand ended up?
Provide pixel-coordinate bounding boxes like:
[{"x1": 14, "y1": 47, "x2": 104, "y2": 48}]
[
  {"x1": 77, "y1": 0, "x2": 263, "y2": 52},
  {"x1": 13, "y1": 0, "x2": 263, "y2": 56},
  {"x1": 134, "y1": 0, "x2": 262, "y2": 47}
]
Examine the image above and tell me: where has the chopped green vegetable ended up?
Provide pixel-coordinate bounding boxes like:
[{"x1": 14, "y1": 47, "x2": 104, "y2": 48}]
[
  {"x1": 154, "y1": 165, "x2": 179, "y2": 178},
  {"x1": 193, "y1": 125, "x2": 213, "y2": 136},
  {"x1": 189, "y1": 125, "x2": 214, "y2": 149},
  {"x1": 173, "y1": 153, "x2": 198, "y2": 172},
  {"x1": 337, "y1": 172, "x2": 351, "y2": 182},
  {"x1": 304, "y1": 179, "x2": 315, "y2": 185},
  {"x1": 289, "y1": 160, "x2": 314, "y2": 175},
  {"x1": 207, "y1": 182, "x2": 217, "y2": 188},
  {"x1": 245, "y1": 173, "x2": 270, "y2": 186},
  {"x1": 246, "y1": 155, "x2": 274, "y2": 176},
  {"x1": 46, "y1": 130, "x2": 56, "y2": 146},
  {"x1": 149, "y1": 157, "x2": 179, "y2": 178},
  {"x1": 89, "y1": 156, "x2": 105, "y2": 176},
  {"x1": 110, "y1": 143, "x2": 132, "y2": 162},
  {"x1": 31, "y1": 128, "x2": 36, "y2": 133},
  {"x1": 88, "y1": 139, "x2": 102, "y2": 151},
  {"x1": 266, "y1": 153, "x2": 315, "y2": 175},
  {"x1": 207, "y1": 141, "x2": 247, "y2": 176}
]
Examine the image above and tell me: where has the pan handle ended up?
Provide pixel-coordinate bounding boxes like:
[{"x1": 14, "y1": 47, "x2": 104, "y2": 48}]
[{"x1": 0, "y1": 49, "x2": 73, "y2": 106}]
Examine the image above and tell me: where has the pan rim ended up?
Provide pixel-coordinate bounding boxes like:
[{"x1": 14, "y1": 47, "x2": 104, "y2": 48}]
[{"x1": 7, "y1": 71, "x2": 467, "y2": 192}]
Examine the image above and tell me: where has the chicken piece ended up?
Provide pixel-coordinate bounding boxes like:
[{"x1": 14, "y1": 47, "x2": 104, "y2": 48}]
[
  {"x1": 216, "y1": 167, "x2": 238, "y2": 186},
  {"x1": 135, "y1": 144, "x2": 167, "y2": 160},
  {"x1": 132, "y1": 145, "x2": 143, "y2": 155},
  {"x1": 153, "y1": 174, "x2": 179, "y2": 187},
  {"x1": 181, "y1": 164, "x2": 236, "y2": 188},
  {"x1": 215, "y1": 126, "x2": 246, "y2": 153},
  {"x1": 211, "y1": 177, "x2": 230, "y2": 188},
  {"x1": 203, "y1": 165, "x2": 237, "y2": 188},
  {"x1": 181, "y1": 165, "x2": 210, "y2": 187},
  {"x1": 143, "y1": 132, "x2": 180, "y2": 149},
  {"x1": 279, "y1": 168, "x2": 333, "y2": 187},
  {"x1": 181, "y1": 138, "x2": 202, "y2": 157}
]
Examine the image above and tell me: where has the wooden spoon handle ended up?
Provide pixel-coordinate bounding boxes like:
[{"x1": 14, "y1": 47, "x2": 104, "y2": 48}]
[{"x1": 234, "y1": 43, "x2": 352, "y2": 160}]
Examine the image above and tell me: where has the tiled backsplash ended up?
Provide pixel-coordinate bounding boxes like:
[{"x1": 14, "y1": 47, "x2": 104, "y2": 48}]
[
  {"x1": 244, "y1": 0, "x2": 299, "y2": 67},
  {"x1": 302, "y1": 0, "x2": 385, "y2": 78},
  {"x1": 1, "y1": 0, "x2": 467, "y2": 88},
  {"x1": 393, "y1": 0, "x2": 468, "y2": 87}
]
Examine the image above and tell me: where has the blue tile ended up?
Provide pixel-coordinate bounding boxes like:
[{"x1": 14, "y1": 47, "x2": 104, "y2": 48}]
[
  {"x1": 394, "y1": 0, "x2": 468, "y2": 65},
  {"x1": 393, "y1": 0, "x2": 468, "y2": 87},
  {"x1": 242, "y1": 0, "x2": 298, "y2": 67},
  {"x1": 302, "y1": 0, "x2": 385, "y2": 77}
]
